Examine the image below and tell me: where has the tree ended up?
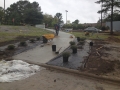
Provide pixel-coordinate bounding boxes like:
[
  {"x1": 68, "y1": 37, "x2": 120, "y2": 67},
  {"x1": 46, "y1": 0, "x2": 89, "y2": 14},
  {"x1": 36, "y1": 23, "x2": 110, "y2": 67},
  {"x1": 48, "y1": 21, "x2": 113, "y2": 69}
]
[
  {"x1": 0, "y1": 7, "x2": 4, "y2": 24},
  {"x1": 24, "y1": 9, "x2": 43, "y2": 25},
  {"x1": 55, "y1": 13, "x2": 62, "y2": 24},
  {"x1": 71, "y1": 19, "x2": 82, "y2": 30},
  {"x1": 51, "y1": 16, "x2": 58, "y2": 27},
  {"x1": 43, "y1": 14, "x2": 53, "y2": 27},
  {"x1": 72, "y1": 19, "x2": 79, "y2": 24},
  {"x1": 5, "y1": 1, "x2": 30, "y2": 25},
  {"x1": 5, "y1": 0, "x2": 43, "y2": 25},
  {"x1": 104, "y1": 13, "x2": 120, "y2": 21},
  {"x1": 96, "y1": 0, "x2": 120, "y2": 35}
]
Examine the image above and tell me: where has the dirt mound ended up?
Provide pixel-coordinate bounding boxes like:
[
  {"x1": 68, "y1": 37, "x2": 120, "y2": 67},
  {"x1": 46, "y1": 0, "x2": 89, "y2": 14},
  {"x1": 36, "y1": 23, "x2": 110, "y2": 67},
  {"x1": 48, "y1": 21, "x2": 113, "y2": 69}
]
[
  {"x1": 107, "y1": 37, "x2": 120, "y2": 43},
  {"x1": 86, "y1": 56, "x2": 115, "y2": 74},
  {"x1": 83, "y1": 40, "x2": 120, "y2": 76}
]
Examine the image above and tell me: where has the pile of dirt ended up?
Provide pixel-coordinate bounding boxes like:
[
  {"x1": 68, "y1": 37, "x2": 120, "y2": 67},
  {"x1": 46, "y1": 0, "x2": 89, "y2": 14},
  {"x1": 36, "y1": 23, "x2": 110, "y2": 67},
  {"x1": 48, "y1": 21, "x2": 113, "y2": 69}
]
[
  {"x1": 107, "y1": 36, "x2": 120, "y2": 43},
  {"x1": 82, "y1": 40, "x2": 120, "y2": 76},
  {"x1": 85, "y1": 55, "x2": 115, "y2": 75},
  {"x1": 0, "y1": 49, "x2": 15, "y2": 60}
]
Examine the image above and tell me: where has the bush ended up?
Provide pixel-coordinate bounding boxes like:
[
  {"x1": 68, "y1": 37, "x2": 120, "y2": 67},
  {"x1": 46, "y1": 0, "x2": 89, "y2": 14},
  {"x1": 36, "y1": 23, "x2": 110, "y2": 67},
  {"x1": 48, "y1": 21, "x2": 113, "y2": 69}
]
[
  {"x1": 62, "y1": 51, "x2": 70, "y2": 57},
  {"x1": 7, "y1": 45, "x2": 15, "y2": 50},
  {"x1": 101, "y1": 26, "x2": 109, "y2": 31},
  {"x1": 71, "y1": 45, "x2": 77, "y2": 50},
  {"x1": 30, "y1": 39, "x2": 35, "y2": 43},
  {"x1": 78, "y1": 41, "x2": 84, "y2": 45},
  {"x1": 19, "y1": 41, "x2": 27, "y2": 46},
  {"x1": 80, "y1": 38, "x2": 86, "y2": 41},
  {"x1": 36, "y1": 37, "x2": 40, "y2": 41},
  {"x1": 69, "y1": 41, "x2": 75, "y2": 46}
]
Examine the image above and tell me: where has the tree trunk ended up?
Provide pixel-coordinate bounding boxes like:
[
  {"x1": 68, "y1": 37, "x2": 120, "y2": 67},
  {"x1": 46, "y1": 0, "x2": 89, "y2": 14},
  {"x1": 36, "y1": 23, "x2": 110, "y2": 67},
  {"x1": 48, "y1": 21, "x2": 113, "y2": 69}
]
[{"x1": 110, "y1": 0, "x2": 113, "y2": 35}]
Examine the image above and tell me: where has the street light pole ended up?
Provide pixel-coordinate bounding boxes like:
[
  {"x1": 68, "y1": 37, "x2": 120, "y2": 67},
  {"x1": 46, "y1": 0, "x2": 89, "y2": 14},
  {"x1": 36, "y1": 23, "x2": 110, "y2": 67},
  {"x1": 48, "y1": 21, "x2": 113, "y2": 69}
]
[
  {"x1": 101, "y1": 0, "x2": 103, "y2": 29},
  {"x1": 4, "y1": 0, "x2": 5, "y2": 14},
  {"x1": 65, "y1": 10, "x2": 68, "y2": 24},
  {"x1": 111, "y1": 0, "x2": 113, "y2": 35},
  {"x1": 2, "y1": 0, "x2": 5, "y2": 24}
]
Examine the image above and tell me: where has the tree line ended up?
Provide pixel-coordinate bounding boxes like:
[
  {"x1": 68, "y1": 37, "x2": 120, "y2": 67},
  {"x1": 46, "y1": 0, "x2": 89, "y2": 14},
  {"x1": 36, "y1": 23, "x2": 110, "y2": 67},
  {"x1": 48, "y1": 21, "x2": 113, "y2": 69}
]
[
  {"x1": 0, "y1": 0, "x2": 63, "y2": 26},
  {"x1": 1, "y1": 1, "x2": 43, "y2": 25},
  {"x1": 0, "y1": 0, "x2": 120, "y2": 32},
  {"x1": 96, "y1": 0, "x2": 120, "y2": 34}
]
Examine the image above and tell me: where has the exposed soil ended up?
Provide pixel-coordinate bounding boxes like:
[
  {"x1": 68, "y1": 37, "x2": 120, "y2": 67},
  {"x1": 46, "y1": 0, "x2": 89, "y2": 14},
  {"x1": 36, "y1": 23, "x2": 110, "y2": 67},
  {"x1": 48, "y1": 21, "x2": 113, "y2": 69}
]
[
  {"x1": 0, "y1": 49, "x2": 15, "y2": 60},
  {"x1": 107, "y1": 36, "x2": 120, "y2": 43},
  {"x1": 82, "y1": 37, "x2": 120, "y2": 79}
]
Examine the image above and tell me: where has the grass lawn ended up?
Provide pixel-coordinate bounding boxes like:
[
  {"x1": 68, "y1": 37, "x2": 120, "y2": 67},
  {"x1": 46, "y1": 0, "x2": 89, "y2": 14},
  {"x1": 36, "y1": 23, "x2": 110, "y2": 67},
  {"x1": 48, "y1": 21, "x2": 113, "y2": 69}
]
[
  {"x1": 70, "y1": 31, "x2": 120, "y2": 40},
  {"x1": 0, "y1": 26, "x2": 52, "y2": 42}
]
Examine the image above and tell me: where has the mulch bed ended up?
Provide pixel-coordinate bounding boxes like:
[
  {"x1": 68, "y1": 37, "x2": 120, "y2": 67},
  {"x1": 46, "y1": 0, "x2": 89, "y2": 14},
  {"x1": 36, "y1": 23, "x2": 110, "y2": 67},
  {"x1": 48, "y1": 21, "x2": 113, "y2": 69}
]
[
  {"x1": 0, "y1": 36, "x2": 39, "y2": 47},
  {"x1": 0, "y1": 36, "x2": 43, "y2": 60}
]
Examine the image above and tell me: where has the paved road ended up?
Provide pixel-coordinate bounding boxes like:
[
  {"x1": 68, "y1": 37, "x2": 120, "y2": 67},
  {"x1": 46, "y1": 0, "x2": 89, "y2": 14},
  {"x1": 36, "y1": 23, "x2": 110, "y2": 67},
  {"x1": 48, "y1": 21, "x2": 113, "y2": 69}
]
[{"x1": 13, "y1": 29, "x2": 74, "y2": 63}]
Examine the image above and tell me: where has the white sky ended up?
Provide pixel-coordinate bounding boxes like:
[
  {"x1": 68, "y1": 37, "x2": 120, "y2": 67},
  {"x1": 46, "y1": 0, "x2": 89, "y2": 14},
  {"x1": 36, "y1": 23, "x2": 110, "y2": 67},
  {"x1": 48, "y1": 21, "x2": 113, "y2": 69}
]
[{"x1": 0, "y1": 0, "x2": 101, "y2": 23}]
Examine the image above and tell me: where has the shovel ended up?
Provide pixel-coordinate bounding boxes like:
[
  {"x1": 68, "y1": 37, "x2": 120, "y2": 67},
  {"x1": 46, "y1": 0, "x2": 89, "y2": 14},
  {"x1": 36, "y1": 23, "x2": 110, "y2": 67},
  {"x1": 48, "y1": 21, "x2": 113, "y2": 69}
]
[{"x1": 55, "y1": 47, "x2": 62, "y2": 54}]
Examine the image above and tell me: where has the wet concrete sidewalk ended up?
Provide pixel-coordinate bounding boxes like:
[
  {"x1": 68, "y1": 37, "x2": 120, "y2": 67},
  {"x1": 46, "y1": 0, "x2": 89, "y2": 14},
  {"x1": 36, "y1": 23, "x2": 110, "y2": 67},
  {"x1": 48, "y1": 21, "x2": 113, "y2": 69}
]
[{"x1": 13, "y1": 29, "x2": 75, "y2": 63}]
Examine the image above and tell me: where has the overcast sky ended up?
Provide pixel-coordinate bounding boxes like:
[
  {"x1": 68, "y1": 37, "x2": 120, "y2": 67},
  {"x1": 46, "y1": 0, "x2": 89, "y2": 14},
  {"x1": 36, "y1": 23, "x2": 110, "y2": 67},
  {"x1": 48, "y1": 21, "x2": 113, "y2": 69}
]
[{"x1": 0, "y1": 0, "x2": 101, "y2": 23}]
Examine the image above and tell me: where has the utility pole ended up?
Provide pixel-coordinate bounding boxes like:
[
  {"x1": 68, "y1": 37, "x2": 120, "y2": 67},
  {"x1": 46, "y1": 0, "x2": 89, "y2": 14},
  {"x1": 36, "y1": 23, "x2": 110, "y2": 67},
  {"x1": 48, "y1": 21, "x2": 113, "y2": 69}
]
[
  {"x1": 101, "y1": 0, "x2": 103, "y2": 29},
  {"x1": 111, "y1": 0, "x2": 113, "y2": 35},
  {"x1": 4, "y1": 0, "x2": 5, "y2": 14},
  {"x1": 2, "y1": 0, "x2": 5, "y2": 24},
  {"x1": 65, "y1": 10, "x2": 68, "y2": 24}
]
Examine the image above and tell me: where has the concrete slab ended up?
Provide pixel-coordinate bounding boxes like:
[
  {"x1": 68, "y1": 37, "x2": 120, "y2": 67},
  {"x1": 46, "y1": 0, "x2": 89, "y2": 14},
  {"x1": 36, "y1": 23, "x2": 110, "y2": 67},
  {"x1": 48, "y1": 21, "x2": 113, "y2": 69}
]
[{"x1": 13, "y1": 29, "x2": 75, "y2": 63}]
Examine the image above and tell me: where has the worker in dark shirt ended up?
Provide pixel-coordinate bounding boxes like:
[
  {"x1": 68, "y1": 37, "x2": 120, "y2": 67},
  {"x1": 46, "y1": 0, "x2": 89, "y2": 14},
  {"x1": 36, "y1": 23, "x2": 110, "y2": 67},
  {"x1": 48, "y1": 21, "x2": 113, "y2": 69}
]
[{"x1": 54, "y1": 24, "x2": 60, "y2": 36}]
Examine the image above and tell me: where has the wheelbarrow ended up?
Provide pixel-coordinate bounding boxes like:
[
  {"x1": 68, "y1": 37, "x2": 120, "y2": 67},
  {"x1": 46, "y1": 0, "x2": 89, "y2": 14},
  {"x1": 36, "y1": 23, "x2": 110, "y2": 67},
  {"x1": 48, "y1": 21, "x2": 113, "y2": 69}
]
[{"x1": 42, "y1": 34, "x2": 55, "y2": 43}]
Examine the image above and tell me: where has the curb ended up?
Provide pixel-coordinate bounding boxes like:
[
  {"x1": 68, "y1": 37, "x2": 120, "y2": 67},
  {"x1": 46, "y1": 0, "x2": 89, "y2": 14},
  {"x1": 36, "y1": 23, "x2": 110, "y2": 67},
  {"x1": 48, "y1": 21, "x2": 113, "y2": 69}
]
[
  {"x1": 38, "y1": 64, "x2": 120, "y2": 84},
  {"x1": 38, "y1": 63, "x2": 120, "y2": 85},
  {"x1": 24, "y1": 59, "x2": 120, "y2": 85}
]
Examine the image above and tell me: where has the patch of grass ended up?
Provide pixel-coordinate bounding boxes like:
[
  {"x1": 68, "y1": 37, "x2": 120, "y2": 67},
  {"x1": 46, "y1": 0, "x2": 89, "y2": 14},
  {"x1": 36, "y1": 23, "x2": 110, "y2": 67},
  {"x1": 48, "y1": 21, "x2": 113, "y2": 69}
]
[
  {"x1": 0, "y1": 26, "x2": 52, "y2": 43},
  {"x1": 11, "y1": 26, "x2": 19, "y2": 30},
  {"x1": 70, "y1": 32, "x2": 120, "y2": 40},
  {"x1": 115, "y1": 35, "x2": 120, "y2": 39}
]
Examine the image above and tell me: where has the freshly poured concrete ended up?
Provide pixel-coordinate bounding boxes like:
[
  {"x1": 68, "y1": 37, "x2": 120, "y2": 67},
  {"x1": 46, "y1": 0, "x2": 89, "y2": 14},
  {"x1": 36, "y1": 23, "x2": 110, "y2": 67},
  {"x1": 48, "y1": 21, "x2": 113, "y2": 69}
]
[{"x1": 13, "y1": 29, "x2": 74, "y2": 63}]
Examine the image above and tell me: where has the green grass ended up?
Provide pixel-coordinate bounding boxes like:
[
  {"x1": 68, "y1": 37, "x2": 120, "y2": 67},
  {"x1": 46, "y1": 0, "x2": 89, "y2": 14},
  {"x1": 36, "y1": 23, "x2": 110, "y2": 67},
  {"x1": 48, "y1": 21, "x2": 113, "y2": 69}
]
[
  {"x1": 70, "y1": 32, "x2": 120, "y2": 40},
  {"x1": 0, "y1": 26, "x2": 52, "y2": 42}
]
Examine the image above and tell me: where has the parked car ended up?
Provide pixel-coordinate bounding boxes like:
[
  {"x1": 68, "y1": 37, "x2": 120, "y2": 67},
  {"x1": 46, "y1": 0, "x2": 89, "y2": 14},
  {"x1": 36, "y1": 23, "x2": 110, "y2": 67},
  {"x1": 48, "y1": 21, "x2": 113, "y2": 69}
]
[{"x1": 84, "y1": 27, "x2": 102, "y2": 32}]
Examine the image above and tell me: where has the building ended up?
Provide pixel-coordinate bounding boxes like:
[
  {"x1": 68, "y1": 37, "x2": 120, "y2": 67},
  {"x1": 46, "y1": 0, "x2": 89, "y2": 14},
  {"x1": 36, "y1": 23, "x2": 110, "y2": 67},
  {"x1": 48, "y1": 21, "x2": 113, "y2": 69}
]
[{"x1": 106, "y1": 21, "x2": 120, "y2": 32}]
